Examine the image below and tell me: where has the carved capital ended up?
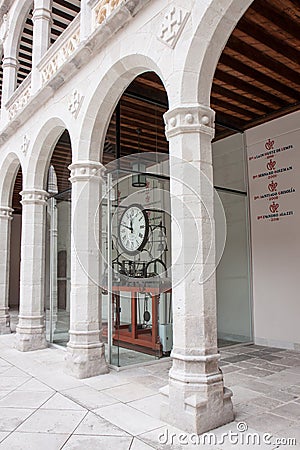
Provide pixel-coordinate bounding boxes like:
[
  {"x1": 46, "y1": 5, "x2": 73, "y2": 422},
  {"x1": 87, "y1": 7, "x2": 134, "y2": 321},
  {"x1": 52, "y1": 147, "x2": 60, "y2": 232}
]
[
  {"x1": 2, "y1": 56, "x2": 18, "y2": 69},
  {"x1": 164, "y1": 105, "x2": 215, "y2": 140},
  {"x1": 69, "y1": 161, "x2": 105, "y2": 183},
  {"x1": 32, "y1": 7, "x2": 52, "y2": 23},
  {"x1": 20, "y1": 189, "x2": 49, "y2": 205},
  {"x1": 0, "y1": 206, "x2": 13, "y2": 220}
]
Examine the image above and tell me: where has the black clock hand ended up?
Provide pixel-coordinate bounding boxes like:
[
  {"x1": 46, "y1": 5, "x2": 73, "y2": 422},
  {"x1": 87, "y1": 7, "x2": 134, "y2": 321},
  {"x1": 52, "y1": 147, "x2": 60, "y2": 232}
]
[{"x1": 121, "y1": 222, "x2": 133, "y2": 232}]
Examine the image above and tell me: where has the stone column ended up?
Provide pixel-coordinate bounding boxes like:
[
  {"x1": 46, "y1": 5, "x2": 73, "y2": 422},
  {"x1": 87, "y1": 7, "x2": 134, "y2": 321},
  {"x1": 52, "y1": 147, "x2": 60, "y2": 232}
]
[
  {"x1": 160, "y1": 105, "x2": 234, "y2": 434},
  {"x1": 0, "y1": 207, "x2": 13, "y2": 334},
  {"x1": 1, "y1": 52, "x2": 18, "y2": 122},
  {"x1": 31, "y1": 0, "x2": 52, "y2": 93},
  {"x1": 65, "y1": 161, "x2": 108, "y2": 379},
  {"x1": 80, "y1": 0, "x2": 93, "y2": 41},
  {"x1": 16, "y1": 189, "x2": 48, "y2": 351},
  {"x1": 1, "y1": 55, "x2": 18, "y2": 105}
]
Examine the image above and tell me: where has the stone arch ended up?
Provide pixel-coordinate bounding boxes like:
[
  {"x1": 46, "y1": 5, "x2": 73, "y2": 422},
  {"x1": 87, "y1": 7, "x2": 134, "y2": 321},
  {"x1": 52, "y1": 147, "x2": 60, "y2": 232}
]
[
  {"x1": 77, "y1": 54, "x2": 168, "y2": 163},
  {"x1": 25, "y1": 117, "x2": 72, "y2": 189},
  {"x1": 5, "y1": 0, "x2": 33, "y2": 59},
  {"x1": 0, "y1": 152, "x2": 23, "y2": 207},
  {"x1": 180, "y1": 0, "x2": 254, "y2": 106}
]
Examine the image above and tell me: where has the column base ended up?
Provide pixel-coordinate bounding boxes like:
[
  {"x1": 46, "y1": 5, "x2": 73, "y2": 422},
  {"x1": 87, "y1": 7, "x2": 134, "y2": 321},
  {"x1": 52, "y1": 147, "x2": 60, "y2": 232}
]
[
  {"x1": 0, "y1": 316, "x2": 11, "y2": 334},
  {"x1": 160, "y1": 378, "x2": 234, "y2": 434},
  {"x1": 15, "y1": 327, "x2": 47, "y2": 352},
  {"x1": 65, "y1": 343, "x2": 109, "y2": 379}
]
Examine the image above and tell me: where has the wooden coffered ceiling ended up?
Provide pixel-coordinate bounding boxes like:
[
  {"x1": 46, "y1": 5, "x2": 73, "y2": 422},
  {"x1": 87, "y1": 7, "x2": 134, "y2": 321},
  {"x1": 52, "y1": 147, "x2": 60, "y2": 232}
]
[
  {"x1": 8, "y1": 0, "x2": 300, "y2": 211},
  {"x1": 213, "y1": 0, "x2": 300, "y2": 139}
]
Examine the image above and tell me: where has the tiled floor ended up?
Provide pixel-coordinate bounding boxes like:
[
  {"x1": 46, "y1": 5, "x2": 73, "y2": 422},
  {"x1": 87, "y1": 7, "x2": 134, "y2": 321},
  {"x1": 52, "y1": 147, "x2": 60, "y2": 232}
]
[{"x1": 0, "y1": 335, "x2": 299, "y2": 449}]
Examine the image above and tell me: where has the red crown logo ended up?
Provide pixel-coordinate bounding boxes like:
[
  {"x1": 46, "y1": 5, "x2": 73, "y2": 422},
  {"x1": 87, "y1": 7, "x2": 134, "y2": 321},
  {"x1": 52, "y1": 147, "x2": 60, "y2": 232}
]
[
  {"x1": 267, "y1": 159, "x2": 276, "y2": 171},
  {"x1": 269, "y1": 202, "x2": 279, "y2": 213},
  {"x1": 265, "y1": 138, "x2": 275, "y2": 151},
  {"x1": 268, "y1": 181, "x2": 278, "y2": 192}
]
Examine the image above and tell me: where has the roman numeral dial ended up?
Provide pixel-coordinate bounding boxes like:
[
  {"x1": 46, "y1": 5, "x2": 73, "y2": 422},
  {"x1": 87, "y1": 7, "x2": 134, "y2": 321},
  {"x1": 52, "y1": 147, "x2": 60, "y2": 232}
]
[{"x1": 118, "y1": 204, "x2": 149, "y2": 255}]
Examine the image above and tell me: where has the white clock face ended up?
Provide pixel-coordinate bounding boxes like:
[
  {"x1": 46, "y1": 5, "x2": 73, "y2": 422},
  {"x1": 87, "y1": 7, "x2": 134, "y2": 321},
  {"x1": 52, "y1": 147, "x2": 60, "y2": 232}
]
[{"x1": 119, "y1": 205, "x2": 149, "y2": 254}]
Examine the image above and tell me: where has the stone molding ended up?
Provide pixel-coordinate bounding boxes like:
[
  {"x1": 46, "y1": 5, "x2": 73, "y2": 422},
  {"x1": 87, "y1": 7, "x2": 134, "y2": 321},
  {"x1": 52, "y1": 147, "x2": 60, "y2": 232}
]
[
  {"x1": 20, "y1": 189, "x2": 49, "y2": 205},
  {"x1": 169, "y1": 368, "x2": 224, "y2": 385},
  {"x1": 164, "y1": 105, "x2": 215, "y2": 140},
  {"x1": 69, "y1": 160, "x2": 105, "y2": 183},
  {"x1": 0, "y1": 206, "x2": 13, "y2": 220},
  {"x1": 2, "y1": 55, "x2": 18, "y2": 68},
  {"x1": 32, "y1": 7, "x2": 52, "y2": 23},
  {"x1": 158, "y1": 5, "x2": 190, "y2": 49},
  {"x1": 171, "y1": 350, "x2": 220, "y2": 363},
  {"x1": 17, "y1": 315, "x2": 45, "y2": 331}
]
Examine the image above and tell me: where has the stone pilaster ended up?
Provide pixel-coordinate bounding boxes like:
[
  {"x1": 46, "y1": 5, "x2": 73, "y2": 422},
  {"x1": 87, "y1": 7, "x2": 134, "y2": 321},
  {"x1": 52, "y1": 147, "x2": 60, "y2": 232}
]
[
  {"x1": 160, "y1": 105, "x2": 234, "y2": 433},
  {"x1": 0, "y1": 207, "x2": 13, "y2": 334},
  {"x1": 65, "y1": 161, "x2": 108, "y2": 379},
  {"x1": 31, "y1": 0, "x2": 52, "y2": 93},
  {"x1": 16, "y1": 189, "x2": 48, "y2": 351}
]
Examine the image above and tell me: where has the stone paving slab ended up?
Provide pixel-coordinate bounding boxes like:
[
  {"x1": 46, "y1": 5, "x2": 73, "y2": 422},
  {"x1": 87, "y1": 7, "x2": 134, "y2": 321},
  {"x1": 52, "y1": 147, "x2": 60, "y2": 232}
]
[{"x1": 0, "y1": 335, "x2": 299, "y2": 449}]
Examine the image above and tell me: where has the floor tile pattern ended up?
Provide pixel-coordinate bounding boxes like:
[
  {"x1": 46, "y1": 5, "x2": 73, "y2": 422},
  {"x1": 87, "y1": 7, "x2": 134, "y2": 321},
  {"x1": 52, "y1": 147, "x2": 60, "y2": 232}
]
[{"x1": 0, "y1": 335, "x2": 299, "y2": 449}]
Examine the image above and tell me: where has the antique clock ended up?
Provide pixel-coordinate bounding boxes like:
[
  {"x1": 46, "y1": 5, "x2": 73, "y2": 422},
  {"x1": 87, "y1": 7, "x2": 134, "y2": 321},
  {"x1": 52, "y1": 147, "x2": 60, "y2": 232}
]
[{"x1": 118, "y1": 204, "x2": 149, "y2": 255}]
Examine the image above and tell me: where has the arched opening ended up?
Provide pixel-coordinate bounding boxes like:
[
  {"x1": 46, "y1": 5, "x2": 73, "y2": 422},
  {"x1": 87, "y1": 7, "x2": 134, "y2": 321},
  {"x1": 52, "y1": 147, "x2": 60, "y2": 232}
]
[
  {"x1": 0, "y1": 153, "x2": 23, "y2": 333},
  {"x1": 8, "y1": 167, "x2": 23, "y2": 329},
  {"x1": 90, "y1": 71, "x2": 171, "y2": 367},
  {"x1": 209, "y1": 0, "x2": 300, "y2": 348},
  {"x1": 44, "y1": 130, "x2": 72, "y2": 345},
  {"x1": 0, "y1": 47, "x2": 3, "y2": 106}
]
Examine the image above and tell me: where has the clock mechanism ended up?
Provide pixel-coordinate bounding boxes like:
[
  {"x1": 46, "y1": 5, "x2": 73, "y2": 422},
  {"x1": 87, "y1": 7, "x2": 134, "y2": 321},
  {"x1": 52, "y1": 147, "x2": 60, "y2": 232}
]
[
  {"x1": 111, "y1": 204, "x2": 169, "y2": 281},
  {"x1": 103, "y1": 197, "x2": 172, "y2": 359}
]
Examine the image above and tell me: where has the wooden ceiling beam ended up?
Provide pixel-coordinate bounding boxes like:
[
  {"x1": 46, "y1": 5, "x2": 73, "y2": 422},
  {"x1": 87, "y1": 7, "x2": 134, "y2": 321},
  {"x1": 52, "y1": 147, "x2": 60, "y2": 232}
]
[
  {"x1": 237, "y1": 16, "x2": 300, "y2": 65},
  {"x1": 215, "y1": 111, "x2": 247, "y2": 131},
  {"x1": 52, "y1": 7, "x2": 75, "y2": 22},
  {"x1": 211, "y1": 97, "x2": 257, "y2": 119},
  {"x1": 238, "y1": 101, "x2": 300, "y2": 133},
  {"x1": 214, "y1": 68, "x2": 286, "y2": 106},
  {"x1": 212, "y1": 84, "x2": 271, "y2": 114},
  {"x1": 220, "y1": 53, "x2": 300, "y2": 102},
  {"x1": 250, "y1": 0, "x2": 300, "y2": 41},
  {"x1": 126, "y1": 83, "x2": 168, "y2": 109},
  {"x1": 53, "y1": 0, "x2": 80, "y2": 14},
  {"x1": 227, "y1": 36, "x2": 300, "y2": 86}
]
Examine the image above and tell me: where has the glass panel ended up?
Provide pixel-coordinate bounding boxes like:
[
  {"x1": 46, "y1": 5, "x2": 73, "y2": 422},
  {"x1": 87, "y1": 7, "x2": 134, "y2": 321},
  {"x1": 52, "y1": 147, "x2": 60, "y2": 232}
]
[
  {"x1": 216, "y1": 191, "x2": 252, "y2": 346},
  {"x1": 102, "y1": 154, "x2": 173, "y2": 367},
  {"x1": 46, "y1": 193, "x2": 71, "y2": 345},
  {"x1": 212, "y1": 133, "x2": 246, "y2": 192}
]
